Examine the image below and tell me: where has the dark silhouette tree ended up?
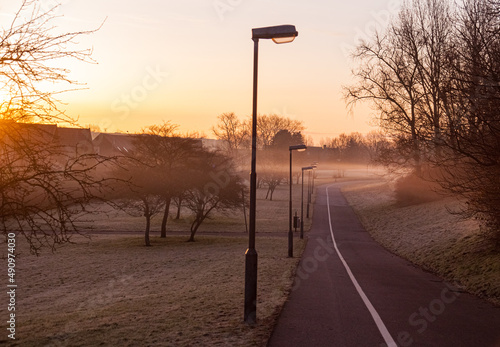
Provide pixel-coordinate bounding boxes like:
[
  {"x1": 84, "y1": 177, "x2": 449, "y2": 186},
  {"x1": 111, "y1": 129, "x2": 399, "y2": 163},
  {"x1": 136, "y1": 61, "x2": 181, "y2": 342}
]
[
  {"x1": 268, "y1": 129, "x2": 307, "y2": 184},
  {"x1": 346, "y1": 0, "x2": 500, "y2": 244},
  {"x1": 434, "y1": 0, "x2": 500, "y2": 245},
  {"x1": 183, "y1": 150, "x2": 245, "y2": 242},
  {"x1": 344, "y1": 0, "x2": 454, "y2": 173},
  {"x1": 134, "y1": 122, "x2": 203, "y2": 237},
  {"x1": 112, "y1": 156, "x2": 166, "y2": 247},
  {"x1": 259, "y1": 149, "x2": 287, "y2": 201},
  {"x1": 344, "y1": 24, "x2": 423, "y2": 174},
  {"x1": 271, "y1": 130, "x2": 304, "y2": 150},
  {"x1": 256, "y1": 114, "x2": 305, "y2": 148}
]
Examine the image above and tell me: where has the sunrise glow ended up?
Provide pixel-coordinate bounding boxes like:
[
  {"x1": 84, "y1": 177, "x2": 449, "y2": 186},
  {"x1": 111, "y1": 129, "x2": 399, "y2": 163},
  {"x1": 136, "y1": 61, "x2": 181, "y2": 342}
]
[{"x1": 1, "y1": 0, "x2": 402, "y2": 142}]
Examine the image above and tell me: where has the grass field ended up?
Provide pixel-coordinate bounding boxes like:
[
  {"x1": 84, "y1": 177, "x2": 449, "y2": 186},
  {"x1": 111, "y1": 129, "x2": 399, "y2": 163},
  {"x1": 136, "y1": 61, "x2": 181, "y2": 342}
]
[
  {"x1": 1, "y1": 183, "x2": 313, "y2": 346},
  {"x1": 4, "y1": 234, "x2": 306, "y2": 346},
  {"x1": 10, "y1": 168, "x2": 474, "y2": 346},
  {"x1": 343, "y1": 181, "x2": 500, "y2": 305}
]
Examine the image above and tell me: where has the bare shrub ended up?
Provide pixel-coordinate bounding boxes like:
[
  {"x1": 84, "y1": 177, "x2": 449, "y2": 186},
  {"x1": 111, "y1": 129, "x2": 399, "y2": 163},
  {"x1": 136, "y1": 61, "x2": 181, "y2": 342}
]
[{"x1": 395, "y1": 173, "x2": 441, "y2": 206}]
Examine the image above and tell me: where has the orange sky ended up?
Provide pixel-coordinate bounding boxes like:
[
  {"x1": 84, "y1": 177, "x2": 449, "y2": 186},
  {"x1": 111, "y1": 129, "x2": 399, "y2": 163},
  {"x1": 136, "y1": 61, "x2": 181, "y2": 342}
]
[{"x1": 2, "y1": 0, "x2": 403, "y2": 144}]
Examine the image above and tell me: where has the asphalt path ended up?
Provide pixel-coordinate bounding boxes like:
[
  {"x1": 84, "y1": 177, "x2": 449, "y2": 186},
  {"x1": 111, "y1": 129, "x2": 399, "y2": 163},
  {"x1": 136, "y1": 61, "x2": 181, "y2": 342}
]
[{"x1": 268, "y1": 182, "x2": 500, "y2": 347}]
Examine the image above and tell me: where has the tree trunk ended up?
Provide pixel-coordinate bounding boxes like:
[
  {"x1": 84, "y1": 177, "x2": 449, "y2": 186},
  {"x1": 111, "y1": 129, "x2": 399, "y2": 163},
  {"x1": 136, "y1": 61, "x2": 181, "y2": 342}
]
[
  {"x1": 175, "y1": 197, "x2": 182, "y2": 220},
  {"x1": 144, "y1": 199, "x2": 151, "y2": 247},
  {"x1": 188, "y1": 220, "x2": 200, "y2": 242},
  {"x1": 433, "y1": 124, "x2": 442, "y2": 158},
  {"x1": 269, "y1": 185, "x2": 276, "y2": 201},
  {"x1": 257, "y1": 177, "x2": 262, "y2": 189},
  {"x1": 410, "y1": 103, "x2": 421, "y2": 176},
  {"x1": 160, "y1": 196, "x2": 171, "y2": 238},
  {"x1": 145, "y1": 215, "x2": 151, "y2": 247}
]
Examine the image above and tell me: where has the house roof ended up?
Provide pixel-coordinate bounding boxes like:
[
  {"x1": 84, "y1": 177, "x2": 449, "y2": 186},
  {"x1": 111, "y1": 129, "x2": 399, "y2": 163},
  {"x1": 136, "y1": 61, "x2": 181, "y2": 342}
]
[
  {"x1": 55, "y1": 127, "x2": 92, "y2": 147},
  {"x1": 0, "y1": 121, "x2": 58, "y2": 144}
]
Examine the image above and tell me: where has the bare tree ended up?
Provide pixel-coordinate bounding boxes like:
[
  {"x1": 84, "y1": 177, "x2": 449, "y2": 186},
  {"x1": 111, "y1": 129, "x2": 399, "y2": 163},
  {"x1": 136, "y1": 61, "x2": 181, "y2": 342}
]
[
  {"x1": 346, "y1": 0, "x2": 500, "y2": 244},
  {"x1": 0, "y1": 1, "x2": 104, "y2": 253},
  {"x1": 172, "y1": 194, "x2": 185, "y2": 220},
  {"x1": 113, "y1": 158, "x2": 165, "y2": 247},
  {"x1": 364, "y1": 130, "x2": 393, "y2": 162},
  {"x1": 211, "y1": 113, "x2": 249, "y2": 152},
  {"x1": 434, "y1": 0, "x2": 500, "y2": 245},
  {"x1": 344, "y1": 0, "x2": 455, "y2": 172},
  {"x1": 0, "y1": 122, "x2": 113, "y2": 254},
  {"x1": 0, "y1": 1, "x2": 99, "y2": 123},
  {"x1": 259, "y1": 149, "x2": 287, "y2": 201},
  {"x1": 134, "y1": 122, "x2": 203, "y2": 237},
  {"x1": 183, "y1": 150, "x2": 245, "y2": 242},
  {"x1": 344, "y1": 25, "x2": 424, "y2": 173},
  {"x1": 256, "y1": 114, "x2": 305, "y2": 148}
]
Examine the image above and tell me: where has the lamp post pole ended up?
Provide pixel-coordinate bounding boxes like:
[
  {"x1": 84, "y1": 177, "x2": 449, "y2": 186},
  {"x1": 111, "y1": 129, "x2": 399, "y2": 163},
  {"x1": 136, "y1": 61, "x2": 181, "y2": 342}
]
[
  {"x1": 289, "y1": 149, "x2": 292, "y2": 256},
  {"x1": 300, "y1": 166, "x2": 304, "y2": 240},
  {"x1": 244, "y1": 24, "x2": 298, "y2": 325},
  {"x1": 244, "y1": 36, "x2": 259, "y2": 326},
  {"x1": 307, "y1": 169, "x2": 311, "y2": 218},
  {"x1": 288, "y1": 144, "x2": 306, "y2": 257},
  {"x1": 301, "y1": 166, "x2": 313, "y2": 239},
  {"x1": 311, "y1": 163, "x2": 317, "y2": 193}
]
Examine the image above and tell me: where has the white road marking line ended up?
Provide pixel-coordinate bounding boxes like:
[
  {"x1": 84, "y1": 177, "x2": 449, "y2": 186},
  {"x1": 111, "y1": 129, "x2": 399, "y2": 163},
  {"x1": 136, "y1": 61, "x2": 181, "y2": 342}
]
[{"x1": 326, "y1": 185, "x2": 397, "y2": 347}]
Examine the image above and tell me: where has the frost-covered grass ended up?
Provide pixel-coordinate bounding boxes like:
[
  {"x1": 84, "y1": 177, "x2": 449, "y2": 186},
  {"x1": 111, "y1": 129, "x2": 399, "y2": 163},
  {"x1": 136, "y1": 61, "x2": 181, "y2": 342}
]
[
  {"x1": 343, "y1": 181, "x2": 500, "y2": 306},
  {"x1": 4, "y1": 235, "x2": 306, "y2": 346}
]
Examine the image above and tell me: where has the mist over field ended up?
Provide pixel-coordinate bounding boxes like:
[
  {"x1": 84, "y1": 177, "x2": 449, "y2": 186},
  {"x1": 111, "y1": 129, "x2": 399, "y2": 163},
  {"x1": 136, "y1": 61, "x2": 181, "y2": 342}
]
[{"x1": 1, "y1": 0, "x2": 499, "y2": 345}]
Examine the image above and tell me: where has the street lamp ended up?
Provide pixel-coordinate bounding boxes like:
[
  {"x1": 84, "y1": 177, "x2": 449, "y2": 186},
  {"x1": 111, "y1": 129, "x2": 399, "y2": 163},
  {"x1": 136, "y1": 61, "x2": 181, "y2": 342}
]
[
  {"x1": 301, "y1": 166, "x2": 314, "y2": 239},
  {"x1": 289, "y1": 144, "x2": 306, "y2": 258},
  {"x1": 244, "y1": 24, "x2": 298, "y2": 325}
]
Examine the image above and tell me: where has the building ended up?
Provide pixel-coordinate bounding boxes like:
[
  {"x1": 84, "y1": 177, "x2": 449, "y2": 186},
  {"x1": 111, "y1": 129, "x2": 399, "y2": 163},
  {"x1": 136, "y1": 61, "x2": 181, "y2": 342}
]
[{"x1": 92, "y1": 133, "x2": 137, "y2": 157}]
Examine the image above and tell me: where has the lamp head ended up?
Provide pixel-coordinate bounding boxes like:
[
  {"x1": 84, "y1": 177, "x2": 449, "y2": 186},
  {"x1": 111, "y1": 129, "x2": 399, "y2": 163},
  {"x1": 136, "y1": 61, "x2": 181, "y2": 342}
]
[
  {"x1": 252, "y1": 25, "x2": 298, "y2": 43},
  {"x1": 289, "y1": 144, "x2": 307, "y2": 152}
]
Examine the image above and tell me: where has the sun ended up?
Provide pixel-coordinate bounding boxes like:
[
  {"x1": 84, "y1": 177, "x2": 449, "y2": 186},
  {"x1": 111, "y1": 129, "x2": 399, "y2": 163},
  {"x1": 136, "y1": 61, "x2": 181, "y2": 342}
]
[
  {"x1": 0, "y1": 84, "x2": 19, "y2": 120},
  {"x1": 0, "y1": 90, "x2": 12, "y2": 114},
  {"x1": 0, "y1": 78, "x2": 13, "y2": 108}
]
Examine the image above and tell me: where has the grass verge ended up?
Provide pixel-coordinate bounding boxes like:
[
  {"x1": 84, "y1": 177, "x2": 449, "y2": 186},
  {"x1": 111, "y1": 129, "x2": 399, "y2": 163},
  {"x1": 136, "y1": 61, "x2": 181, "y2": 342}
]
[{"x1": 343, "y1": 181, "x2": 500, "y2": 306}]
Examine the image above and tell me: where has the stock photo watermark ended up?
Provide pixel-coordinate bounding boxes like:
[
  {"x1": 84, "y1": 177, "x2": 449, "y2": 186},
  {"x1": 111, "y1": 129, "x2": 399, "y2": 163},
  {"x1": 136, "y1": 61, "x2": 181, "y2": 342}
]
[
  {"x1": 101, "y1": 65, "x2": 169, "y2": 133},
  {"x1": 380, "y1": 283, "x2": 461, "y2": 347},
  {"x1": 204, "y1": 169, "x2": 231, "y2": 197},
  {"x1": 340, "y1": 0, "x2": 400, "y2": 57},
  {"x1": 213, "y1": 0, "x2": 245, "y2": 21},
  {"x1": 289, "y1": 236, "x2": 335, "y2": 292},
  {"x1": 5, "y1": 233, "x2": 17, "y2": 340},
  {"x1": 39, "y1": 0, "x2": 71, "y2": 14}
]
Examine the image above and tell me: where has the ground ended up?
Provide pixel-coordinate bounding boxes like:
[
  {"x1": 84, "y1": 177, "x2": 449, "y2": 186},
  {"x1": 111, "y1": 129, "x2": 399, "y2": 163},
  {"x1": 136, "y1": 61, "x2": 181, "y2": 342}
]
[
  {"x1": 3, "y1": 170, "x2": 498, "y2": 346},
  {"x1": 1, "y1": 183, "x2": 310, "y2": 346},
  {"x1": 343, "y1": 180, "x2": 500, "y2": 305},
  {"x1": 5, "y1": 235, "x2": 305, "y2": 346}
]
